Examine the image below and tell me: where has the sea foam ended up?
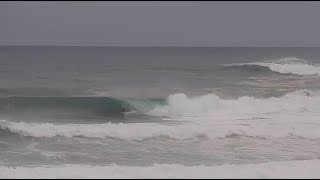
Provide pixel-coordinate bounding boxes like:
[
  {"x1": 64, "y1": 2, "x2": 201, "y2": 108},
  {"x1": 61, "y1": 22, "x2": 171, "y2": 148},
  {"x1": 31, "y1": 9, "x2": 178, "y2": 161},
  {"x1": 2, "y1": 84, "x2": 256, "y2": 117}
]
[
  {"x1": 1, "y1": 160, "x2": 320, "y2": 178},
  {"x1": 1, "y1": 90, "x2": 320, "y2": 140}
]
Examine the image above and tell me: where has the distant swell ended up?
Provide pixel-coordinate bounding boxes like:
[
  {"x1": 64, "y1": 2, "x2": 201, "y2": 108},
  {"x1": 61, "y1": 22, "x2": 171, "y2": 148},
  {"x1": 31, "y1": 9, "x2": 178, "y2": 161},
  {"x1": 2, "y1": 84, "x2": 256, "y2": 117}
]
[
  {"x1": 1, "y1": 160, "x2": 320, "y2": 178},
  {"x1": 222, "y1": 57, "x2": 320, "y2": 76},
  {"x1": 221, "y1": 64, "x2": 275, "y2": 74}
]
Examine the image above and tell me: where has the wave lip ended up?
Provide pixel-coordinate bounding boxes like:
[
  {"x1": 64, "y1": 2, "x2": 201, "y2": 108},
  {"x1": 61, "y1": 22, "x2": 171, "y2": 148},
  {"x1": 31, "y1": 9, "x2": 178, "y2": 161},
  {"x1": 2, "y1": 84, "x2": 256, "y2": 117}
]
[
  {"x1": 1, "y1": 160, "x2": 320, "y2": 178},
  {"x1": 223, "y1": 57, "x2": 320, "y2": 76}
]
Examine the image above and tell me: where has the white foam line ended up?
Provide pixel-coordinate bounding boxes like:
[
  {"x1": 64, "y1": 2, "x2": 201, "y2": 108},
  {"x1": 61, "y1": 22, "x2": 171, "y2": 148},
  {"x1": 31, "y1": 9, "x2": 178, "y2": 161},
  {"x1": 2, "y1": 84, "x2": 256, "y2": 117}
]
[
  {"x1": 1, "y1": 160, "x2": 320, "y2": 178},
  {"x1": 223, "y1": 57, "x2": 320, "y2": 76}
]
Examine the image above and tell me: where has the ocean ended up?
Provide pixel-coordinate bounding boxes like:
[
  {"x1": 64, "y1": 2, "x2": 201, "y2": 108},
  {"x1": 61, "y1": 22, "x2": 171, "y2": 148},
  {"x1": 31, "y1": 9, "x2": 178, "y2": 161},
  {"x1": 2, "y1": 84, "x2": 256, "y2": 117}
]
[{"x1": 1, "y1": 46, "x2": 320, "y2": 178}]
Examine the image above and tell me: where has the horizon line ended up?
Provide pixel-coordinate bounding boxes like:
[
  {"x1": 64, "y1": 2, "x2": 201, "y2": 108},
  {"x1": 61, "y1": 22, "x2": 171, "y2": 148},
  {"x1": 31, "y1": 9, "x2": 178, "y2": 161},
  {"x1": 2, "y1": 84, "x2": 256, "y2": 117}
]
[{"x1": 0, "y1": 45, "x2": 319, "y2": 48}]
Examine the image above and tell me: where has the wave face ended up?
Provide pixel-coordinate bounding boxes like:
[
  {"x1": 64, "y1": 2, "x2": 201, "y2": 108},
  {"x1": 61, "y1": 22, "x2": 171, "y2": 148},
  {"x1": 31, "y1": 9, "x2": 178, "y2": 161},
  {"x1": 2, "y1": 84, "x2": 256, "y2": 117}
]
[
  {"x1": 223, "y1": 57, "x2": 320, "y2": 76},
  {"x1": 1, "y1": 160, "x2": 320, "y2": 178},
  {"x1": 2, "y1": 90, "x2": 320, "y2": 140},
  {"x1": 0, "y1": 97, "x2": 140, "y2": 118},
  {"x1": 0, "y1": 97, "x2": 166, "y2": 118}
]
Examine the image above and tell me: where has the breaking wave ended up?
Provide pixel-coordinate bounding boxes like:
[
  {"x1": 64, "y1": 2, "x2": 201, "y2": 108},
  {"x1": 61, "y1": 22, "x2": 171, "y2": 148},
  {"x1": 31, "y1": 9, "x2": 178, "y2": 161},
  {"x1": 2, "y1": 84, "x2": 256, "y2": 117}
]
[
  {"x1": 0, "y1": 90, "x2": 320, "y2": 140},
  {"x1": 147, "y1": 89, "x2": 320, "y2": 117},
  {"x1": 1, "y1": 90, "x2": 320, "y2": 140},
  {"x1": 223, "y1": 57, "x2": 320, "y2": 76},
  {"x1": 0, "y1": 96, "x2": 165, "y2": 118}
]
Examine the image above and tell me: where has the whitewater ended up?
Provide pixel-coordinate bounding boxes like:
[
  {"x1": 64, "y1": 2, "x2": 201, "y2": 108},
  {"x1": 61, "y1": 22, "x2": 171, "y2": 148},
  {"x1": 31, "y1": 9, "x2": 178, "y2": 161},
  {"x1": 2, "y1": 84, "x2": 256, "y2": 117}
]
[
  {"x1": 1, "y1": 160, "x2": 320, "y2": 179},
  {"x1": 223, "y1": 57, "x2": 320, "y2": 76},
  {"x1": 2, "y1": 90, "x2": 320, "y2": 140},
  {"x1": 2, "y1": 47, "x2": 320, "y2": 178}
]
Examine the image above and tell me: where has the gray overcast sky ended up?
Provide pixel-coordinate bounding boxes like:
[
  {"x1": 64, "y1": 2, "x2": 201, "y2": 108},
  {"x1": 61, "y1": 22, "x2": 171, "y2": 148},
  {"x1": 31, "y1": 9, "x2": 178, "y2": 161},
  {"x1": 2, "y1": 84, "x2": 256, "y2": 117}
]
[{"x1": 1, "y1": 1, "x2": 320, "y2": 47}]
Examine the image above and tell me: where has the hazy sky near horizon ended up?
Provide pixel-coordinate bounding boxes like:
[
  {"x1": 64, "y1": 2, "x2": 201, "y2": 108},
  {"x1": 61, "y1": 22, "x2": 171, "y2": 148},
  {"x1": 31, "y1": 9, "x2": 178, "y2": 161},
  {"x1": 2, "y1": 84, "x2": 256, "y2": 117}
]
[{"x1": 1, "y1": 1, "x2": 320, "y2": 47}]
